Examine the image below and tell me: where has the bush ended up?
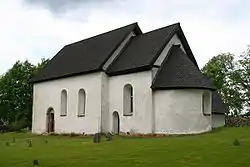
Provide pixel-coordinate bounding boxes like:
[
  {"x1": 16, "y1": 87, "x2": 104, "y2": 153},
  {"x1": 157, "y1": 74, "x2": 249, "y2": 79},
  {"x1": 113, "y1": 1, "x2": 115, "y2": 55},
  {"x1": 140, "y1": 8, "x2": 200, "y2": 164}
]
[{"x1": 8, "y1": 119, "x2": 27, "y2": 132}]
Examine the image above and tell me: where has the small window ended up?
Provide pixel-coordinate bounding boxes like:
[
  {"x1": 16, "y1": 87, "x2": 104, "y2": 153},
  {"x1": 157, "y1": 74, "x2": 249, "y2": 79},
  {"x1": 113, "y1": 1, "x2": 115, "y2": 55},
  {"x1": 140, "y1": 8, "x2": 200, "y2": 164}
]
[
  {"x1": 202, "y1": 91, "x2": 211, "y2": 116},
  {"x1": 123, "y1": 84, "x2": 133, "y2": 116},
  {"x1": 78, "y1": 89, "x2": 86, "y2": 117},
  {"x1": 61, "y1": 89, "x2": 67, "y2": 116}
]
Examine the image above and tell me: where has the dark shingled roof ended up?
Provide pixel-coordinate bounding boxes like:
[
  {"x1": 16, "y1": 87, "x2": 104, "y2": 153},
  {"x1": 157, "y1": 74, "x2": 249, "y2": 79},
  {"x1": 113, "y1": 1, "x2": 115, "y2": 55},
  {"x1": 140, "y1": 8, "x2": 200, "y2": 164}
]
[
  {"x1": 106, "y1": 23, "x2": 178, "y2": 75},
  {"x1": 212, "y1": 91, "x2": 228, "y2": 114},
  {"x1": 151, "y1": 45, "x2": 215, "y2": 90},
  {"x1": 31, "y1": 22, "x2": 200, "y2": 83},
  {"x1": 31, "y1": 23, "x2": 142, "y2": 83},
  {"x1": 106, "y1": 23, "x2": 199, "y2": 76}
]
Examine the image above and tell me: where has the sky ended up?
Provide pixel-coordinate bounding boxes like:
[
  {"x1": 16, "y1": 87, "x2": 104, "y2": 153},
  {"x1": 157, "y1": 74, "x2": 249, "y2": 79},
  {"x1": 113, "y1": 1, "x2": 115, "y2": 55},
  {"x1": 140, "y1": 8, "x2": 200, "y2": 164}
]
[{"x1": 0, "y1": 0, "x2": 249, "y2": 73}]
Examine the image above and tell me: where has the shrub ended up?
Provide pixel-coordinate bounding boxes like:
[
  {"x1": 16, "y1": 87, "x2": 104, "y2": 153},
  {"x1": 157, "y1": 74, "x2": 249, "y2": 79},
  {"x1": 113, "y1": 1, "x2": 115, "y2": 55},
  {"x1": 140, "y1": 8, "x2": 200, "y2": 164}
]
[{"x1": 8, "y1": 119, "x2": 27, "y2": 132}]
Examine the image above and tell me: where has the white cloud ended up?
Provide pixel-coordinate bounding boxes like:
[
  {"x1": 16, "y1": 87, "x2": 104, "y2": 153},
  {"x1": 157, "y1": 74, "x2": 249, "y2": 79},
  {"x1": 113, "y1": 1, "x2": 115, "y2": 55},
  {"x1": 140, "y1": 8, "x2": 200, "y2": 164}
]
[{"x1": 0, "y1": 0, "x2": 249, "y2": 73}]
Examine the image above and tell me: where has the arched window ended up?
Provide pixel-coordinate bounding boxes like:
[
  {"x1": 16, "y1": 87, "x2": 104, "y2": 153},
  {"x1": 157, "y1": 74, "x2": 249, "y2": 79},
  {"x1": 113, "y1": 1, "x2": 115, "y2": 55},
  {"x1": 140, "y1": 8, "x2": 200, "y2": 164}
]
[
  {"x1": 78, "y1": 89, "x2": 86, "y2": 117},
  {"x1": 202, "y1": 91, "x2": 211, "y2": 116},
  {"x1": 61, "y1": 89, "x2": 67, "y2": 116},
  {"x1": 123, "y1": 84, "x2": 133, "y2": 116}
]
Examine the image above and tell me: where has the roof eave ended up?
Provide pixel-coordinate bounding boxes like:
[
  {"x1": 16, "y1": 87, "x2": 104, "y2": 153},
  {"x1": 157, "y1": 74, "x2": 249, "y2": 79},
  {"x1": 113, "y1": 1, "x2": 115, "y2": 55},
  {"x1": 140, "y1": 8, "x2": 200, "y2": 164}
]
[
  {"x1": 31, "y1": 69, "x2": 101, "y2": 84},
  {"x1": 151, "y1": 86, "x2": 216, "y2": 91},
  {"x1": 212, "y1": 112, "x2": 226, "y2": 115}
]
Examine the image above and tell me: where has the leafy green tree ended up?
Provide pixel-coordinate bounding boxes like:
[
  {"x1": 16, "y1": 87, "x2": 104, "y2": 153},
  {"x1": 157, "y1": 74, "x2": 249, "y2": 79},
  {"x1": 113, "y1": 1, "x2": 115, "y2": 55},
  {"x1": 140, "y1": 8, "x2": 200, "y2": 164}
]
[
  {"x1": 202, "y1": 53, "x2": 244, "y2": 115},
  {"x1": 234, "y1": 46, "x2": 250, "y2": 112},
  {"x1": 0, "y1": 58, "x2": 50, "y2": 130},
  {"x1": 0, "y1": 61, "x2": 36, "y2": 128},
  {"x1": 36, "y1": 58, "x2": 50, "y2": 73}
]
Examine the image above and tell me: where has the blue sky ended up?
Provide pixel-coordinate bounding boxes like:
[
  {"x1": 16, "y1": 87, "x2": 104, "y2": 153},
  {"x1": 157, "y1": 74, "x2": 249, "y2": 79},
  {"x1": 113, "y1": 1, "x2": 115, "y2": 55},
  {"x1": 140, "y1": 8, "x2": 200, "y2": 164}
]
[{"x1": 0, "y1": 0, "x2": 249, "y2": 73}]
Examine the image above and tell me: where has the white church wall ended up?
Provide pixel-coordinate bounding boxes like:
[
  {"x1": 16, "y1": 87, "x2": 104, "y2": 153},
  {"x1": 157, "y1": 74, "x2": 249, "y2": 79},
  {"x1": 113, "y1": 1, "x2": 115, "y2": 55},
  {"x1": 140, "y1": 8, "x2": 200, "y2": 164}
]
[
  {"x1": 153, "y1": 89, "x2": 212, "y2": 134},
  {"x1": 100, "y1": 72, "x2": 110, "y2": 132},
  {"x1": 32, "y1": 72, "x2": 102, "y2": 134},
  {"x1": 212, "y1": 114, "x2": 225, "y2": 128},
  {"x1": 108, "y1": 71, "x2": 153, "y2": 134}
]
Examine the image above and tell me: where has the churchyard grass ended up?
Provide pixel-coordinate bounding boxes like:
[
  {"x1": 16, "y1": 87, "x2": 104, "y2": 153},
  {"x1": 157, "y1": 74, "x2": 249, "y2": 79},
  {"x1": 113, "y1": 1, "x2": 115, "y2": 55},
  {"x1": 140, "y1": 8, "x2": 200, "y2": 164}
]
[{"x1": 0, "y1": 127, "x2": 250, "y2": 167}]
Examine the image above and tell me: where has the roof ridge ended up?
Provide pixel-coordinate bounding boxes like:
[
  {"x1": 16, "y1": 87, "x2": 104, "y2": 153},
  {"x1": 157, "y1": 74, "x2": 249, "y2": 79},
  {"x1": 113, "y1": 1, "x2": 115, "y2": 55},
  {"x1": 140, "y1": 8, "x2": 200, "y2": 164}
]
[
  {"x1": 106, "y1": 23, "x2": 181, "y2": 76},
  {"x1": 105, "y1": 35, "x2": 137, "y2": 73},
  {"x1": 141, "y1": 22, "x2": 179, "y2": 36},
  {"x1": 148, "y1": 23, "x2": 180, "y2": 66},
  {"x1": 32, "y1": 22, "x2": 142, "y2": 83},
  {"x1": 65, "y1": 22, "x2": 139, "y2": 47}
]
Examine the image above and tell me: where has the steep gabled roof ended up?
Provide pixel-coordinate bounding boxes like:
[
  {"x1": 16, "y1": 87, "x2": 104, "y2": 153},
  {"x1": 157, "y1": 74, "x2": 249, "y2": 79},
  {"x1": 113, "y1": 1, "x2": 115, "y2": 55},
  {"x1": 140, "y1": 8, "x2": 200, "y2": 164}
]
[
  {"x1": 31, "y1": 22, "x2": 201, "y2": 83},
  {"x1": 106, "y1": 23, "x2": 199, "y2": 76},
  {"x1": 106, "y1": 23, "x2": 178, "y2": 75},
  {"x1": 151, "y1": 45, "x2": 215, "y2": 90},
  {"x1": 212, "y1": 91, "x2": 229, "y2": 114},
  {"x1": 31, "y1": 23, "x2": 142, "y2": 83}
]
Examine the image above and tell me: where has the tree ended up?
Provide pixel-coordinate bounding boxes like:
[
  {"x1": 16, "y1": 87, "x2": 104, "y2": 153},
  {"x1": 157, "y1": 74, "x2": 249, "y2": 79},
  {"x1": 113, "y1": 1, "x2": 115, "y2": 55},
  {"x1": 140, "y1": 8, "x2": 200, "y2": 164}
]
[
  {"x1": 234, "y1": 46, "x2": 250, "y2": 112},
  {"x1": 0, "y1": 58, "x2": 50, "y2": 130},
  {"x1": 202, "y1": 53, "x2": 244, "y2": 115},
  {"x1": 0, "y1": 61, "x2": 36, "y2": 128},
  {"x1": 36, "y1": 58, "x2": 50, "y2": 73}
]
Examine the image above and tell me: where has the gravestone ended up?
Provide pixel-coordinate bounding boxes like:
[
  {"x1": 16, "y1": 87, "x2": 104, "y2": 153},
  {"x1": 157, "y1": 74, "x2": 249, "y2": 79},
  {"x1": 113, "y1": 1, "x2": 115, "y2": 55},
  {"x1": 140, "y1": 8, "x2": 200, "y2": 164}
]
[
  {"x1": 93, "y1": 133, "x2": 101, "y2": 143},
  {"x1": 233, "y1": 139, "x2": 240, "y2": 146},
  {"x1": 33, "y1": 159, "x2": 39, "y2": 166},
  {"x1": 106, "y1": 132, "x2": 112, "y2": 141},
  {"x1": 28, "y1": 140, "x2": 32, "y2": 147}
]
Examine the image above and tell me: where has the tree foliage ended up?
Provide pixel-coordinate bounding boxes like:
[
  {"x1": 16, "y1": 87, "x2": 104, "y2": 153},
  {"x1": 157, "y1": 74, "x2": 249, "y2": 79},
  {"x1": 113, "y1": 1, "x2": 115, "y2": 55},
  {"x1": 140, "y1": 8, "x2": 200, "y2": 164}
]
[
  {"x1": 0, "y1": 58, "x2": 49, "y2": 131},
  {"x1": 202, "y1": 47, "x2": 250, "y2": 115},
  {"x1": 235, "y1": 47, "x2": 250, "y2": 111}
]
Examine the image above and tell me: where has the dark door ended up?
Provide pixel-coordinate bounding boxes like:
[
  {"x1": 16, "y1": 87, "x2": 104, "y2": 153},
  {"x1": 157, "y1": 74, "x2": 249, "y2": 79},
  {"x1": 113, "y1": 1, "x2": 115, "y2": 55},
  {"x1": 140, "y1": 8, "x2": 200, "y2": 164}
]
[
  {"x1": 112, "y1": 111, "x2": 120, "y2": 134},
  {"x1": 47, "y1": 108, "x2": 55, "y2": 133}
]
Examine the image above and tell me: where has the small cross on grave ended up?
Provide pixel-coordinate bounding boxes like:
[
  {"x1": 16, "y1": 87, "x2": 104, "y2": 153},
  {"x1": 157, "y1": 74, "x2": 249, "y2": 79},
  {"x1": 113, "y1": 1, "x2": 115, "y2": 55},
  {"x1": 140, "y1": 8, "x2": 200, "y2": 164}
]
[
  {"x1": 28, "y1": 140, "x2": 32, "y2": 147},
  {"x1": 33, "y1": 159, "x2": 39, "y2": 166}
]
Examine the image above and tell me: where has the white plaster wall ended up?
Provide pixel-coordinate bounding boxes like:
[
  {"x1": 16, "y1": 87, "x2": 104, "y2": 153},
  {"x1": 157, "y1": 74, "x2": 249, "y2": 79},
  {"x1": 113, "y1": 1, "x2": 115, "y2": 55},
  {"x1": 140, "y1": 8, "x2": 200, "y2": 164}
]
[
  {"x1": 153, "y1": 89, "x2": 212, "y2": 134},
  {"x1": 212, "y1": 114, "x2": 225, "y2": 128},
  {"x1": 101, "y1": 72, "x2": 110, "y2": 132},
  {"x1": 32, "y1": 72, "x2": 102, "y2": 134},
  {"x1": 108, "y1": 71, "x2": 153, "y2": 134}
]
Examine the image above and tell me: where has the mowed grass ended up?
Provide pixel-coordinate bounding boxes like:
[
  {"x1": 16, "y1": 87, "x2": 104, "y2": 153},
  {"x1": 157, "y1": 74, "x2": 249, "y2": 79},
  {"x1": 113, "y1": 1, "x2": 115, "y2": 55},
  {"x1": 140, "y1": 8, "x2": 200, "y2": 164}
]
[{"x1": 0, "y1": 127, "x2": 250, "y2": 167}]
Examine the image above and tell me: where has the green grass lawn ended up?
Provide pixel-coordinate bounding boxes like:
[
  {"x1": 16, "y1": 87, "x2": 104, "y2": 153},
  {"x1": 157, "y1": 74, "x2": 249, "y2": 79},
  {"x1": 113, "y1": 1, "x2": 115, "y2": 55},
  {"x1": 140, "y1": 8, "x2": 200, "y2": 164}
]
[{"x1": 0, "y1": 127, "x2": 250, "y2": 167}]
